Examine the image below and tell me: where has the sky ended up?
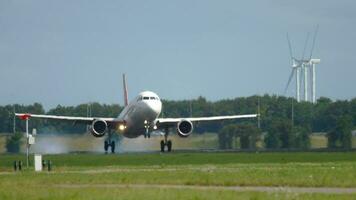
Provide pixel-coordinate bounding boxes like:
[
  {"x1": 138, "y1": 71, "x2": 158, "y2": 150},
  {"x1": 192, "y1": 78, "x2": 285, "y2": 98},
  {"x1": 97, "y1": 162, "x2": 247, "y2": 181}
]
[{"x1": 0, "y1": 0, "x2": 355, "y2": 109}]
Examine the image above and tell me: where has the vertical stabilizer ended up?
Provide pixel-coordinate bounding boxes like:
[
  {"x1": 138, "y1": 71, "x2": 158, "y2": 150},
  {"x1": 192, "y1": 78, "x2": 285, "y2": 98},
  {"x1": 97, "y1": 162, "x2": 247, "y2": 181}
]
[{"x1": 123, "y1": 74, "x2": 129, "y2": 106}]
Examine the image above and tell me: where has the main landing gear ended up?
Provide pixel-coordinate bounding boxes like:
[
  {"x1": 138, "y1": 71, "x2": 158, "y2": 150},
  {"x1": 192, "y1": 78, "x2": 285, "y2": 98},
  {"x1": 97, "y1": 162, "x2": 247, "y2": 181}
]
[
  {"x1": 160, "y1": 128, "x2": 172, "y2": 152},
  {"x1": 104, "y1": 129, "x2": 115, "y2": 154},
  {"x1": 143, "y1": 121, "x2": 172, "y2": 152}
]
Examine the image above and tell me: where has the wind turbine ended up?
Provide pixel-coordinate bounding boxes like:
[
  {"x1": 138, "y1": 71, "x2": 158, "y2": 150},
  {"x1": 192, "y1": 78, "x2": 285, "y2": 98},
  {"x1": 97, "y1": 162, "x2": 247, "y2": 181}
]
[
  {"x1": 284, "y1": 33, "x2": 305, "y2": 102},
  {"x1": 284, "y1": 25, "x2": 320, "y2": 103},
  {"x1": 307, "y1": 25, "x2": 320, "y2": 103}
]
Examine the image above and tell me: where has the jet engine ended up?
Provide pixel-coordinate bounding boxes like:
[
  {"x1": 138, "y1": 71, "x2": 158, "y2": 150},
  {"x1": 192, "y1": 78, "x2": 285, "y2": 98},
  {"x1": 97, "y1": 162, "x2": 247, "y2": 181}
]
[
  {"x1": 90, "y1": 119, "x2": 107, "y2": 137},
  {"x1": 177, "y1": 119, "x2": 193, "y2": 137}
]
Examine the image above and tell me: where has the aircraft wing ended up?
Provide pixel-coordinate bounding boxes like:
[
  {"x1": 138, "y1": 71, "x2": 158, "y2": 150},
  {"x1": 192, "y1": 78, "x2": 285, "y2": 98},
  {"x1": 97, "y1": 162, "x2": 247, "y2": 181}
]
[
  {"x1": 15, "y1": 113, "x2": 117, "y2": 124},
  {"x1": 156, "y1": 114, "x2": 258, "y2": 127}
]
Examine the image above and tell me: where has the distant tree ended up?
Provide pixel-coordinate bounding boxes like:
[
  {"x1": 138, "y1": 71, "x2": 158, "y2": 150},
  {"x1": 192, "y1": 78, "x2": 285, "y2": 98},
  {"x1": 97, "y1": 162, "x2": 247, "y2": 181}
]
[
  {"x1": 264, "y1": 132, "x2": 280, "y2": 148},
  {"x1": 218, "y1": 132, "x2": 227, "y2": 149},
  {"x1": 265, "y1": 119, "x2": 293, "y2": 149},
  {"x1": 338, "y1": 116, "x2": 353, "y2": 149},
  {"x1": 235, "y1": 124, "x2": 261, "y2": 149},
  {"x1": 6, "y1": 132, "x2": 23, "y2": 153},
  {"x1": 327, "y1": 115, "x2": 353, "y2": 149},
  {"x1": 238, "y1": 126, "x2": 250, "y2": 149},
  {"x1": 218, "y1": 124, "x2": 235, "y2": 149},
  {"x1": 351, "y1": 98, "x2": 356, "y2": 127},
  {"x1": 293, "y1": 102, "x2": 313, "y2": 131},
  {"x1": 327, "y1": 129, "x2": 339, "y2": 149},
  {"x1": 312, "y1": 98, "x2": 332, "y2": 132},
  {"x1": 278, "y1": 121, "x2": 294, "y2": 148},
  {"x1": 293, "y1": 125, "x2": 311, "y2": 149}
]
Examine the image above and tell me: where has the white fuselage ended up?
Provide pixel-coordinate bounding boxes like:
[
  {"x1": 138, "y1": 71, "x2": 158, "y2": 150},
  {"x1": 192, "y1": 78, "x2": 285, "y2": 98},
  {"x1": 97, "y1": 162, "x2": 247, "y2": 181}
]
[{"x1": 115, "y1": 91, "x2": 162, "y2": 138}]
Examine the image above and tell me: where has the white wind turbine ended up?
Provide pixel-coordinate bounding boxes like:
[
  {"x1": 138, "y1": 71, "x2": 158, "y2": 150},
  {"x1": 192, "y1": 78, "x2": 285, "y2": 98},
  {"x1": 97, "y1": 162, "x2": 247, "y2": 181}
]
[
  {"x1": 284, "y1": 32, "x2": 308, "y2": 102},
  {"x1": 307, "y1": 25, "x2": 320, "y2": 103},
  {"x1": 284, "y1": 26, "x2": 320, "y2": 103}
]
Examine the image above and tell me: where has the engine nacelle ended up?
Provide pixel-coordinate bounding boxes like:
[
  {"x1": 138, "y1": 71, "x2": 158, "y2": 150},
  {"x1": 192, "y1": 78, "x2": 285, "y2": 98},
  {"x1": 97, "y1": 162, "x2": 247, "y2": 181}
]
[
  {"x1": 177, "y1": 119, "x2": 193, "y2": 137},
  {"x1": 90, "y1": 119, "x2": 107, "y2": 137}
]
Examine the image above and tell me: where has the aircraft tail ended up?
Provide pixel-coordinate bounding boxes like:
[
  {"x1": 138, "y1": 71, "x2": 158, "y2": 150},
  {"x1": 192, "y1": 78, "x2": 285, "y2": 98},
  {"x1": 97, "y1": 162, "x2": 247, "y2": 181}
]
[{"x1": 123, "y1": 74, "x2": 129, "y2": 106}]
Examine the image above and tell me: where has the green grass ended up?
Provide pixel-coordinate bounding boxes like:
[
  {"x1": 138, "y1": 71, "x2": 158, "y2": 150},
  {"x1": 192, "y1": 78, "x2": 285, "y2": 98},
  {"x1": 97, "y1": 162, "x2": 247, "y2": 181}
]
[
  {"x1": 1, "y1": 152, "x2": 356, "y2": 199},
  {"x1": 2, "y1": 162, "x2": 356, "y2": 187},
  {"x1": 1, "y1": 152, "x2": 356, "y2": 167},
  {"x1": 1, "y1": 186, "x2": 354, "y2": 200}
]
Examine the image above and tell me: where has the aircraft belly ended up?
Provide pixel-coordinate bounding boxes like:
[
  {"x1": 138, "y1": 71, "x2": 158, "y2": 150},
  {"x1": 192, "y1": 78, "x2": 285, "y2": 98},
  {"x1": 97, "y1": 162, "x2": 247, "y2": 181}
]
[{"x1": 122, "y1": 104, "x2": 157, "y2": 138}]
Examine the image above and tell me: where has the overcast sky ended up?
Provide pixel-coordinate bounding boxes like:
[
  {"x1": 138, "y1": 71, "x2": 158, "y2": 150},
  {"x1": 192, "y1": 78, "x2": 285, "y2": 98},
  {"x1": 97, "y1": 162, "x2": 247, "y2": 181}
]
[{"x1": 0, "y1": 0, "x2": 355, "y2": 109}]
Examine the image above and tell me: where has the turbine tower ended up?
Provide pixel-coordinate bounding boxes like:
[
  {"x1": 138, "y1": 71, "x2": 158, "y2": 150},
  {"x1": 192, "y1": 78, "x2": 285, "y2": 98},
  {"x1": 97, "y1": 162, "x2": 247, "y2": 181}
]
[
  {"x1": 310, "y1": 58, "x2": 320, "y2": 103},
  {"x1": 284, "y1": 26, "x2": 320, "y2": 103},
  {"x1": 296, "y1": 65, "x2": 300, "y2": 102},
  {"x1": 304, "y1": 63, "x2": 308, "y2": 101}
]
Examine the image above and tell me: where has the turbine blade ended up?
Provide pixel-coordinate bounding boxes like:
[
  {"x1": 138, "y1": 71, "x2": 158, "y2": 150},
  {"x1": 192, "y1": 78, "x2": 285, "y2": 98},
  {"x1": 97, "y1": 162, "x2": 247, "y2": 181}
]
[
  {"x1": 286, "y1": 33, "x2": 293, "y2": 61},
  {"x1": 284, "y1": 69, "x2": 295, "y2": 94},
  {"x1": 309, "y1": 24, "x2": 319, "y2": 60},
  {"x1": 301, "y1": 32, "x2": 310, "y2": 61}
]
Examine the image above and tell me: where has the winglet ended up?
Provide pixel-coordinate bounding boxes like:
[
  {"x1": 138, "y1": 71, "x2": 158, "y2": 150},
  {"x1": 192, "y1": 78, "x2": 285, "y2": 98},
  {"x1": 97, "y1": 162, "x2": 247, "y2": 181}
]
[{"x1": 123, "y1": 74, "x2": 129, "y2": 106}]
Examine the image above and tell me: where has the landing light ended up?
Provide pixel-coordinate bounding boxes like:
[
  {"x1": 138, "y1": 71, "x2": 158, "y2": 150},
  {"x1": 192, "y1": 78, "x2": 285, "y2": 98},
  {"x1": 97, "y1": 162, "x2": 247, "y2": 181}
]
[{"x1": 119, "y1": 124, "x2": 126, "y2": 131}]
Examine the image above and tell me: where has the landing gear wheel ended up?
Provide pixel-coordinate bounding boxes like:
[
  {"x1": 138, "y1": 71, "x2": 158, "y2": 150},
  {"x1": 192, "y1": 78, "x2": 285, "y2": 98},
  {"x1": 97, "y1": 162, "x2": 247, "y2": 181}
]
[
  {"x1": 104, "y1": 141, "x2": 109, "y2": 153},
  {"x1": 160, "y1": 140, "x2": 165, "y2": 152},
  {"x1": 144, "y1": 131, "x2": 150, "y2": 138},
  {"x1": 167, "y1": 140, "x2": 172, "y2": 152},
  {"x1": 111, "y1": 141, "x2": 115, "y2": 154}
]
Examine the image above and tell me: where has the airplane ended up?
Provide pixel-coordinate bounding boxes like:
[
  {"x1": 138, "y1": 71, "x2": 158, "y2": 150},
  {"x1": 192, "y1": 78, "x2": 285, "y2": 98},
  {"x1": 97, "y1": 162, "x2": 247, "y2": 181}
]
[{"x1": 16, "y1": 74, "x2": 258, "y2": 153}]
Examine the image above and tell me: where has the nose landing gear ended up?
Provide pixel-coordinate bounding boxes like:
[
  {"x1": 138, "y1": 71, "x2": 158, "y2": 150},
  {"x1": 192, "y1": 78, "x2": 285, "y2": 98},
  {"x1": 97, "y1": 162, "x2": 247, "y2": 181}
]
[
  {"x1": 144, "y1": 128, "x2": 151, "y2": 138},
  {"x1": 160, "y1": 127, "x2": 172, "y2": 152},
  {"x1": 144, "y1": 120, "x2": 151, "y2": 138}
]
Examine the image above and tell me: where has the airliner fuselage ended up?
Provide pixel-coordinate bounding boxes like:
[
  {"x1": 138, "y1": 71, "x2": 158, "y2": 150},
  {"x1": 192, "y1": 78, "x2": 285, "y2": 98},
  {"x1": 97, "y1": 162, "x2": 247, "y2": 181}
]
[{"x1": 116, "y1": 91, "x2": 162, "y2": 138}]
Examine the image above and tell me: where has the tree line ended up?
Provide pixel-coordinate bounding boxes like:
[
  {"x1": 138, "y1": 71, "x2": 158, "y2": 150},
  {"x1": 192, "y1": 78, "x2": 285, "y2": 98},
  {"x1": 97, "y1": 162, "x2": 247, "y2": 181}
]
[{"x1": 1, "y1": 95, "x2": 355, "y2": 150}]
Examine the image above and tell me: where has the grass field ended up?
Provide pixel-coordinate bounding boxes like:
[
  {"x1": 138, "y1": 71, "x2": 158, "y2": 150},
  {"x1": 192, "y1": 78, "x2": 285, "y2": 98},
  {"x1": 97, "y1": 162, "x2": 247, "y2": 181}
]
[{"x1": 1, "y1": 152, "x2": 356, "y2": 199}]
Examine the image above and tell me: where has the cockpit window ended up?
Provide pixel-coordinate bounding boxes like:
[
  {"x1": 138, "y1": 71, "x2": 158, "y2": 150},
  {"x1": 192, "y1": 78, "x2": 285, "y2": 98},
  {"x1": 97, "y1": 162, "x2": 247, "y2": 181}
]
[{"x1": 138, "y1": 96, "x2": 159, "y2": 101}]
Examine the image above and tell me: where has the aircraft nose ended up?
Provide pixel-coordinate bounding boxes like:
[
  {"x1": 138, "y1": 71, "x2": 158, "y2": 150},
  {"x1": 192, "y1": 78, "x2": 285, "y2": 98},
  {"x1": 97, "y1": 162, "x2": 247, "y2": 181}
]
[{"x1": 146, "y1": 100, "x2": 162, "y2": 115}]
